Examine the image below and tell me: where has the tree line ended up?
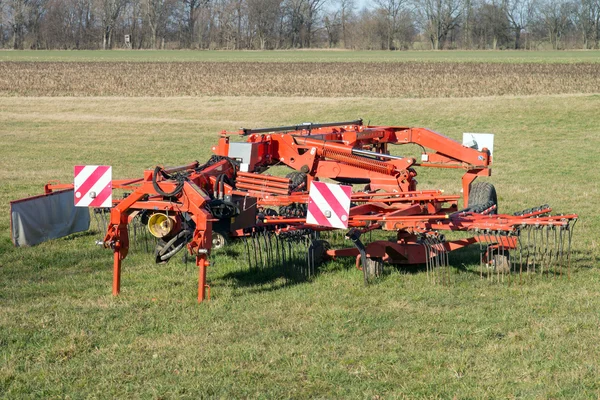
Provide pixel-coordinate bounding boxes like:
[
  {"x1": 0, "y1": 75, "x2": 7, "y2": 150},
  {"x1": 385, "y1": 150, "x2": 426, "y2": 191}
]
[{"x1": 1, "y1": 0, "x2": 599, "y2": 51}]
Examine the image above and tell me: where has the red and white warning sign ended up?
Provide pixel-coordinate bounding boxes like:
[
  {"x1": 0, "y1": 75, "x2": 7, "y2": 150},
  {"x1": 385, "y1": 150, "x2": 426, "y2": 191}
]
[
  {"x1": 74, "y1": 165, "x2": 112, "y2": 207},
  {"x1": 306, "y1": 181, "x2": 352, "y2": 229}
]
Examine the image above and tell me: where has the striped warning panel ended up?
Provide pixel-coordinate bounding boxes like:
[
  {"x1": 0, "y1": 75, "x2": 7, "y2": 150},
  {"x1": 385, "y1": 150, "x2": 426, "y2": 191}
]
[
  {"x1": 306, "y1": 181, "x2": 352, "y2": 229},
  {"x1": 74, "y1": 165, "x2": 112, "y2": 207}
]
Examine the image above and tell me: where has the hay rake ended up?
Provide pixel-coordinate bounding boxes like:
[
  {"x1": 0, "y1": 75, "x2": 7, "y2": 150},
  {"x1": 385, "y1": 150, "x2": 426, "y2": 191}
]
[
  {"x1": 10, "y1": 119, "x2": 578, "y2": 302},
  {"x1": 243, "y1": 228, "x2": 325, "y2": 281}
]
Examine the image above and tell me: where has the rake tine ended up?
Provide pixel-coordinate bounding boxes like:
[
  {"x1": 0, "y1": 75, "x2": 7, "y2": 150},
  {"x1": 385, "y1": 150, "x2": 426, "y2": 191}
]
[
  {"x1": 426, "y1": 236, "x2": 434, "y2": 283},
  {"x1": 498, "y1": 233, "x2": 505, "y2": 284},
  {"x1": 532, "y1": 226, "x2": 538, "y2": 274},
  {"x1": 484, "y1": 231, "x2": 491, "y2": 281},
  {"x1": 262, "y1": 230, "x2": 272, "y2": 270},
  {"x1": 540, "y1": 226, "x2": 548, "y2": 277},
  {"x1": 423, "y1": 236, "x2": 431, "y2": 283},
  {"x1": 437, "y1": 236, "x2": 446, "y2": 285},
  {"x1": 258, "y1": 231, "x2": 267, "y2": 269},
  {"x1": 422, "y1": 236, "x2": 430, "y2": 281},
  {"x1": 550, "y1": 226, "x2": 557, "y2": 278},
  {"x1": 253, "y1": 232, "x2": 261, "y2": 270},
  {"x1": 517, "y1": 231, "x2": 523, "y2": 284},
  {"x1": 428, "y1": 236, "x2": 439, "y2": 285},
  {"x1": 558, "y1": 225, "x2": 565, "y2": 278},
  {"x1": 307, "y1": 236, "x2": 314, "y2": 279},
  {"x1": 567, "y1": 220, "x2": 576, "y2": 280},
  {"x1": 243, "y1": 236, "x2": 251, "y2": 269},
  {"x1": 479, "y1": 231, "x2": 485, "y2": 279},
  {"x1": 429, "y1": 236, "x2": 437, "y2": 284},
  {"x1": 436, "y1": 235, "x2": 447, "y2": 286},
  {"x1": 267, "y1": 232, "x2": 276, "y2": 275}
]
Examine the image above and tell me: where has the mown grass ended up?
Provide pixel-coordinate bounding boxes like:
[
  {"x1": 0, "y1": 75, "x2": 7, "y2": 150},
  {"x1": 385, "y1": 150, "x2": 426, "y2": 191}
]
[
  {"x1": 1, "y1": 49, "x2": 600, "y2": 63},
  {"x1": 1, "y1": 95, "x2": 599, "y2": 398},
  {"x1": 3, "y1": 61, "x2": 600, "y2": 97}
]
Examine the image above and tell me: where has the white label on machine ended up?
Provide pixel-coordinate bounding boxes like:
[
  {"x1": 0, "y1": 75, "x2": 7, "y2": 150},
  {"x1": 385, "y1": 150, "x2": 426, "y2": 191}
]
[
  {"x1": 306, "y1": 181, "x2": 352, "y2": 229},
  {"x1": 74, "y1": 165, "x2": 112, "y2": 207},
  {"x1": 463, "y1": 133, "x2": 494, "y2": 156}
]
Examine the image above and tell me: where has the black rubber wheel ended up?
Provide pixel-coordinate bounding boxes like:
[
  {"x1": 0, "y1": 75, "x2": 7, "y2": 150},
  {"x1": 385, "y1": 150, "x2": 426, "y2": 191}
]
[
  {"x1": 211, "y1": 230, "x2": 228, "y2": 250},
  {"x1": 287, "y1": 171, "x2": 307, "y2": 193},
  {"x1": 307, "y1": 239, "x2": 330, "y2": 269},
  {"x1": 364, "y1": 257, "x2": 384, "y2": 280},
  {"x1": 468, "y1": 182, "x2": 498, "y2": 214},
  {"x1": 487, "y1": 246, "x2": 511, "y2": 274},
  {"x1": 279, "y1": 172, "x2": 308, "y2": 217}
]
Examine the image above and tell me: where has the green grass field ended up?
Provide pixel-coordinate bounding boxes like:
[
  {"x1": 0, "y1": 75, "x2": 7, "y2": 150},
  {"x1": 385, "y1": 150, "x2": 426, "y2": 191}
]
[
  {"x1": 1, "y1": 49, "x2": 600, "y2": 63},
  {"x1": 1, "y1": 52, "x2": 600, "y2": 398}
]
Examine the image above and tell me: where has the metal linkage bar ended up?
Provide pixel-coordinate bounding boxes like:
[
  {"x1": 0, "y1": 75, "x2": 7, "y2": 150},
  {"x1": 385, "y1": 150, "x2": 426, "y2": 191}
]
[{"x1": 237, "y1": 119, "x2": 363, "y2": 136}]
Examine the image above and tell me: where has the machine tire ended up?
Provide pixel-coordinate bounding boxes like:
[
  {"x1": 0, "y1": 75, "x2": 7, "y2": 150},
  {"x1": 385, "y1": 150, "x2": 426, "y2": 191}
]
[
  {"x1": 287, "y1": 171, "x2": 307, "y2": 193},
  {"x1": 308, "y1": 239, "x2": 330, "y2": 269},
  {"x1": 468, "y1": 182, "x2": 498, "y2": 214},
  {"x1": 211, "y1": 230, "x2": 228, "y2": 250},
  {"x1": 364, "y1": 257, "x2": 384, "y2": 280},
  {"x1": 492, "y1": 253, "x2": 511, "y2": 274},
  {"x1": 279, "y1": 172, "x2": 308, "y2": 217}
]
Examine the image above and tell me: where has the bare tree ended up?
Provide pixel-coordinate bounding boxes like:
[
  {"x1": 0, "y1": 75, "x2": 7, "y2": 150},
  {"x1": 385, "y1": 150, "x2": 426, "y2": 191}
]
[
  {"x1": 375, "y1": 0, "x2": 408, "y2": 49},
  {"x1": 304, "y1": 0, "x2": 327, "y2": 47},
  {"x1": 181, "y1": 0, "x2": 208, "y2": 47},
  {"x1": 538, "y1": 0, "x2": 574, "y2": 49},
  {"x1": 247, "y1": 0, "x2": 281, "y2": 49},
  {"x1": 417, "y1": 0, "x2": 463, "y2": 49},
  {"x1": 573, "y1": 0, "x2": 599, "y2": 48},
  {"x1": 474, "y1": 0, "x2": 510, "y2": 49},
  {"x1": 505, "y1": 0, "x2": 536, "y2": 48},
  {"x1": 26, "y1": 0, "x2": 46, "y2": 48},
  {"x1": 8, "y1": 0, "x2": 29, "y2": 49},
  {"x1": 146, "y1": 0, "x2": 173, "y2": 48},
  {"x1": 101, "y1": 0, "x2": 127, "y2": 49},
  {"x1": 338, "y1": 0, "x2": 354, "y2": 47},
  {"x1": 323, "y1": 8, "x2": 340, "y2": 46}
]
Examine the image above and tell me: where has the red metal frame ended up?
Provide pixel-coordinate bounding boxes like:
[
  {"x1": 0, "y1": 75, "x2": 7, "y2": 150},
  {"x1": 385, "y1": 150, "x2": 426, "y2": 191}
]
[{"x1": 30, "y1": 121, "x2": 576, "y2": 302}]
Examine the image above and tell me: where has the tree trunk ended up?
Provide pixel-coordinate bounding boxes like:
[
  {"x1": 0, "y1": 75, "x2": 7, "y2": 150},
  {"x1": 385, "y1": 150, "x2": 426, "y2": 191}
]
[
  {"x1": 515, "y1": 28, "x2": 521, "y2": 50},
  {"x1": 150, "y1": 24, "x2": 157, "y2": 49}
]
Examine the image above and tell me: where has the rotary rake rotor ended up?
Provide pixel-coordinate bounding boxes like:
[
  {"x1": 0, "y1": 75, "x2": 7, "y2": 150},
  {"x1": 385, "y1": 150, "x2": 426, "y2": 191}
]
[{"x1": 10, "y1": 119, "x2": 578, "y2": 302}]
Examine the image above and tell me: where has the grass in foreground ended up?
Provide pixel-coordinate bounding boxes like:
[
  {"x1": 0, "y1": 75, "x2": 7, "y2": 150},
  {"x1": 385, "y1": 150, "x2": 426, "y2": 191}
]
[
  {"x1": 1, "y1": 49, "x2": 600, "y2": 63},
  {"x1": 1, "y1": 95, "x2": 599, "y2": 398}
]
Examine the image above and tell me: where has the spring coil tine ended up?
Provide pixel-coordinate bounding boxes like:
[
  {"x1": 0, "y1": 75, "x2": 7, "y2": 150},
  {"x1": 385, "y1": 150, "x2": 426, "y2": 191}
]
[
  {"x1": 437, "y1": 236, "x2": 444, "y2": 285},
  {"x1": 421, "y1": 236, "x2": 429, "y2": 282},
  {"x1": 558, "y1": 226, "x2": 565, "y2": 278},
  {"x1": 243, "y1": 236, "x2": 252, "y2": 270},
  {"x1": 308, "y1": 237, "x2": 314, "y2": 279},
  {"x1": 515, "y1": 231, "x2": 521, "y2": 278},
  {"x1": 426, "y1": 236, "x2": 434, "y2": 283},
  {"x1": 532, "y1": 226, "x2": 538, "y2": 274},
  {"x1": 478, "y1": 230, "x2": 485, "y2": 279},
  {"x1": 567, "y1": 220, "x2": 576, "y2": 279},
  {"x1": 440, "y1": 236, "x2": 448, "y2": 285},
  {"x1": 550, "y1": 226, "x2": 557, "y2": 278},
  {"x1": 261, "y1": 231, "x2": 269, "y2": 270},
  {"x1": 540, "y1": 226, "x2": 548, "y2": 277},
  {"x1": 253, "y1": 232, "x2": 261, "y2": 270},
  {"x1": 483, "y1": 231, "x2": 490, "y2": 280},
  {"x1": 267, "y1": 232, "x2": 273, "y2": 270},
  {"x1": 429, "y1": 236, "x2": 437, "y2": 284},
  {"x1": 495, "y1": 232, "x2": 501, "y2": 282},
  {"x1": 427, "y1": 236, "x2": 438, "y2": 285},
  {"x1": 423, "y1": 236, "x2": 431, "y2": 283}
]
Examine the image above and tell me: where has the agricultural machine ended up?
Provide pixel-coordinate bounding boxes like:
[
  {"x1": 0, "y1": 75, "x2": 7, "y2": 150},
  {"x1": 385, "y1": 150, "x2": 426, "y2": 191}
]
[{"x1": 10, "y1": 120, "x2": 578, "y2": 302}]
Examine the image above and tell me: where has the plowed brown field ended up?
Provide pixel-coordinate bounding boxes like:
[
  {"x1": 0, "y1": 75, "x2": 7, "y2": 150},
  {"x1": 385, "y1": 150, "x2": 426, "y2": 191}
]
[{"x1": 2, "y1": 61, "x2": 600, "y2": 97}]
